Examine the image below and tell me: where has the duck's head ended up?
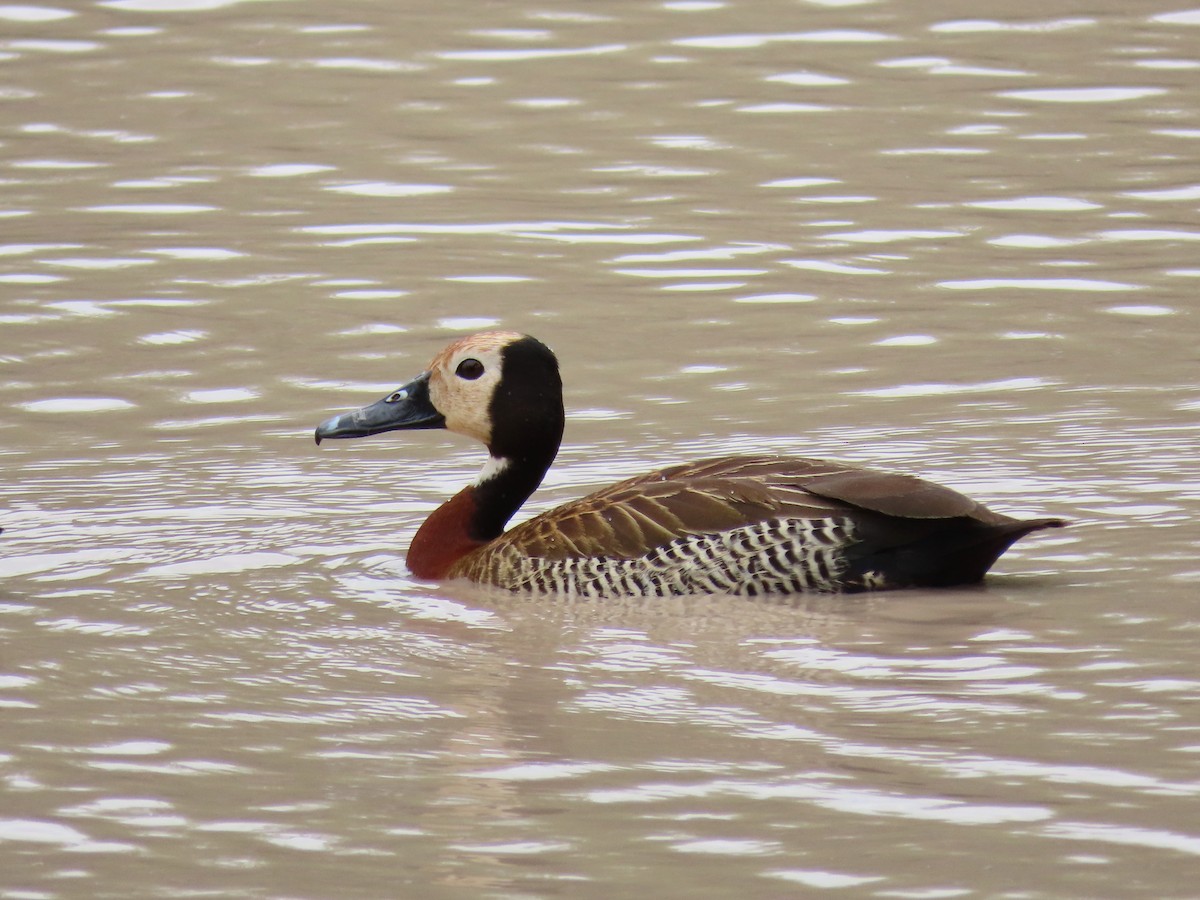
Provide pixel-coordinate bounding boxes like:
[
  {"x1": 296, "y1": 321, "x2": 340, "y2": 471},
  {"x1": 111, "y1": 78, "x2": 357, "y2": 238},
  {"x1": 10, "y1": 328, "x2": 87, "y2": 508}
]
[{"x1": 315, "y1": 331, "x2": 565, "y2": 464}]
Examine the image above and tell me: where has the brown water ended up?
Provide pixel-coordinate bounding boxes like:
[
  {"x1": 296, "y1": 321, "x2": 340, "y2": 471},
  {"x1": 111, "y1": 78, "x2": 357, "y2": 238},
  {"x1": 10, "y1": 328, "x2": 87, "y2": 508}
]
[{"x1": 2, "y1": 1, "x2": 1199, "y2": 897}]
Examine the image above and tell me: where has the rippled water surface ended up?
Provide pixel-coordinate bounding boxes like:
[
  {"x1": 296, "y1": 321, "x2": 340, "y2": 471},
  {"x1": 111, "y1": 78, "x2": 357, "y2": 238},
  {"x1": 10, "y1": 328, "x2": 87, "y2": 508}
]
[{"x1": 2, "y1": 1, "x2": 1199, "y2": 897}]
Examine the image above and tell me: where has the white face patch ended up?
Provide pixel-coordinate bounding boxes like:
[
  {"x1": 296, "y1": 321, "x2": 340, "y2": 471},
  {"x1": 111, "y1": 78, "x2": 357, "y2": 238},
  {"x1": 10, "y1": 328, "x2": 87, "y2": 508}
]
[{"x1": 425, "y1": 332, "x2": 521, "y2": 446}]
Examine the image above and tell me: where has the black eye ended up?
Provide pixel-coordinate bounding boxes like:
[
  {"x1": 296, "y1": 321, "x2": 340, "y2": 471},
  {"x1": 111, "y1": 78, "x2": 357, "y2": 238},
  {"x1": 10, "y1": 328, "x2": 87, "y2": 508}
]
[{"x1": 455, "y1": 358, "x2": 485, "y2": 380}]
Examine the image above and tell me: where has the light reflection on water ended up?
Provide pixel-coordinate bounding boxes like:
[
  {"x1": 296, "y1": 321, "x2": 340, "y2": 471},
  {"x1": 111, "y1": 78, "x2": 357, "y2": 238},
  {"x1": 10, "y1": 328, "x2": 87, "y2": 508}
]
[{"x1": 3, "y1": 0, "x2": 1200, "y2": 896}]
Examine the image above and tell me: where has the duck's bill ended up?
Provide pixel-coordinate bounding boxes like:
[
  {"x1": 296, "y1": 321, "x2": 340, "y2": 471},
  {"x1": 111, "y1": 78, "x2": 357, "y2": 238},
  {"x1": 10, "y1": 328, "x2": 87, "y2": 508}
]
[{"x1": 314, "y1": 371, "x2": 446, "y2": 444}]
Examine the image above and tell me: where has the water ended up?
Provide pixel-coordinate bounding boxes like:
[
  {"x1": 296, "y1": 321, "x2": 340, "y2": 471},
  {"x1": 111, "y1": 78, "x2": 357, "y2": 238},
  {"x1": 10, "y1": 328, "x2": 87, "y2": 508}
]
[{"x1": 2, "y1": 1, "x2": 1199, "y2": 897}]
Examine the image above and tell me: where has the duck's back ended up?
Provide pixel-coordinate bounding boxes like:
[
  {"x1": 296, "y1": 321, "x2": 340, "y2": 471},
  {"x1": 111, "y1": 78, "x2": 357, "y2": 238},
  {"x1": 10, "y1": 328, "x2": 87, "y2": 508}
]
[{"x1": 449, "y1": 455, "x2": 1064, "y2": 596}]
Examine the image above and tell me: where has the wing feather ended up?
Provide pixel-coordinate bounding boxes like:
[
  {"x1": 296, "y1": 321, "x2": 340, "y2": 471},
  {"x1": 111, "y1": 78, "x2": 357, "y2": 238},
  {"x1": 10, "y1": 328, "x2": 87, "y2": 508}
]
[{"x1": 493, "y1": 455, "x2": 1006, "y2": 561}]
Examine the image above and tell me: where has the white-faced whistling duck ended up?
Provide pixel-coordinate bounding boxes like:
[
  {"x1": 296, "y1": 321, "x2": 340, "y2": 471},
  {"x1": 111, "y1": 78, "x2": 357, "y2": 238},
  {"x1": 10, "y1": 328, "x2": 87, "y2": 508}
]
[{"x1": 315, "y1": 332, "x2": 1065, "y2": 597}]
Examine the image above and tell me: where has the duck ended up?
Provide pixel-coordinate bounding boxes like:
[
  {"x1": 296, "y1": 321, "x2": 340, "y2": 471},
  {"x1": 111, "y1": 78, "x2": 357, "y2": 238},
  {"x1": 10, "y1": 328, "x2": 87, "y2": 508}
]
[{"x1": 314, "y1": 331, "x2": 1065, "y2": 597}]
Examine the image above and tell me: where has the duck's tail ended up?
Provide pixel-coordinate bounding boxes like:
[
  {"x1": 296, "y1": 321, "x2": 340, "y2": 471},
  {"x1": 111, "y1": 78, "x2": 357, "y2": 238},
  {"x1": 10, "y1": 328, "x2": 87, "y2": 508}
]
[{"x1": 845, "y1": 516, "x2": 1067, "y2": 590}]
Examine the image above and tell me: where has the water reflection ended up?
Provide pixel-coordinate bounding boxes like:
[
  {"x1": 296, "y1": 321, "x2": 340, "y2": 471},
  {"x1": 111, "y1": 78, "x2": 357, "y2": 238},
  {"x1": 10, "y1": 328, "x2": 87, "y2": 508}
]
[{"x1": 3, "y1": 0, "x2": 1200, "y2": 895}]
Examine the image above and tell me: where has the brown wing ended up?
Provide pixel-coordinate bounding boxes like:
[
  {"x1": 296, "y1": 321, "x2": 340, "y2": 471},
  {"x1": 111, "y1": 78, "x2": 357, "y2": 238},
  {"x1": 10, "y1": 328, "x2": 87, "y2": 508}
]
[{"x1": 497, "y1": 455, "x2": 1009, "y2": 561}]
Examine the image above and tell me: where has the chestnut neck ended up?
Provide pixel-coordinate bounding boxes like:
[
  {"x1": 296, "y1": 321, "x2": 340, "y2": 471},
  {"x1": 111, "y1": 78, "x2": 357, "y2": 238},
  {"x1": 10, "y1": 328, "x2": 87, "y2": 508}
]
[
  {"x1": 406, "y1": 487, "x2": 484, "y2": 579},
  {"x1": 406, "y1": 443, "x2": 558, "y2": 579}
]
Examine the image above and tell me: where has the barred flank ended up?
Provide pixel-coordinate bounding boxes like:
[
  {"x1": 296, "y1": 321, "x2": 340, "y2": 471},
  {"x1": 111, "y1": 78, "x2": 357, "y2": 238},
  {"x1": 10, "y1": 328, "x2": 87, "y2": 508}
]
[{"x1": 494, "y1": 517, "x2": 861, "y2": 598}]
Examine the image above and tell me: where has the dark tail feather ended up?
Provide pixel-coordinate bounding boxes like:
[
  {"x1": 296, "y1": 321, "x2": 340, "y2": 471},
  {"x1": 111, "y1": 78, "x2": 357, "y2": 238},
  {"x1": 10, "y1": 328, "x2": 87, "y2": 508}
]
[
  {"x1": 846, "y1": 517, "x2": 1067, "y2": 589},
  {"x1": 914, "y1": 517, "x2": 1067, "y2": 587}
]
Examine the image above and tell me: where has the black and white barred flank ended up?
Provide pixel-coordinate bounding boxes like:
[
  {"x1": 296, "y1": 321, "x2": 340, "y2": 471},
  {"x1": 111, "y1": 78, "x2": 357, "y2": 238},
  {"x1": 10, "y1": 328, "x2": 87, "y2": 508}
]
[{"x1": 504, "y1": 516, "x2": 878, "y2": 598}]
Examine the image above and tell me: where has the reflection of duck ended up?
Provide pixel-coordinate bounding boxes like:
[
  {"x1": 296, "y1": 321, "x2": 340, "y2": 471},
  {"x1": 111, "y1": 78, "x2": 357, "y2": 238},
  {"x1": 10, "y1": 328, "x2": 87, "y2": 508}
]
[{"x1": 315, "y1": 332, "x2": 1064, "y2": 597}]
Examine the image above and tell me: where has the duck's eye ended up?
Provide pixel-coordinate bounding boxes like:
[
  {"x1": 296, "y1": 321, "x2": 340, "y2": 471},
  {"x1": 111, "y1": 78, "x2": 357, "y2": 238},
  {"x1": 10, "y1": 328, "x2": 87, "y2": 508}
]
[{"x1": 455, "y1": 358, "x2": 485, "y2": 380}]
